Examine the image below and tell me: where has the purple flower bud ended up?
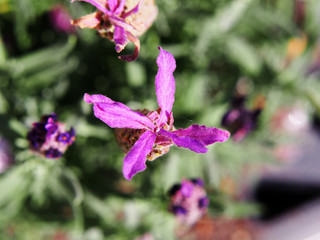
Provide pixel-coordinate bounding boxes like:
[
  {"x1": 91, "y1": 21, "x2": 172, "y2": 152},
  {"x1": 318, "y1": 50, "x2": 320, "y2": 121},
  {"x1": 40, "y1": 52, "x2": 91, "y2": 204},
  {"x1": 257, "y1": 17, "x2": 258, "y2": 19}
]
[
  {"x1": 221, "y1": 95, "x2": 264, "y2": 142},
  {"x1": 172, "y1": 206, "x2": 187, "y2": 215},
  {"x1": 198, "y1": 197, "x2": 209, "y2": 208},
  {"x1": 0, "y1": 138, "x2": 14, "y2": 173},
  {"x1": 168, "y1": 178, "x2": 209, "y2": 225},
  {"x1": 27, "y1": 113, "x2": 76, "y2": 159},
  {"x1": 191, "y1": 178, "x2": 204, "y2": 187},
  {"x1": 45, "y1": 148, "x2": 63, "y2": 159}
]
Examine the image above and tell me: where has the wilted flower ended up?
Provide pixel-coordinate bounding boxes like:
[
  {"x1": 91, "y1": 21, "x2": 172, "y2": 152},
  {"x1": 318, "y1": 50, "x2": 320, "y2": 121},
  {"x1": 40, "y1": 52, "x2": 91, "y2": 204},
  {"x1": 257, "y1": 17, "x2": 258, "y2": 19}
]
[
  {"x1": 221, "y1": 95, "x2": 264, "y2": 142},
  {"x1": 0, "y1": 137, "x2": 14, "y2": 173},
  {"x1": 168, "y1": 178, "x2": 209, "y2": 226},
  {"x1": 84, "y1": 47, "x2": 230, "y2": 180},
  {"x1": 49, "y1": 4, "x2": 76, "y2": 34},
  {"x1": 71, "y1": 0, "x2": 158, "y2": 61},
  {"x1": 27, "y1": 113, "x2": 75, "y2": 159}
]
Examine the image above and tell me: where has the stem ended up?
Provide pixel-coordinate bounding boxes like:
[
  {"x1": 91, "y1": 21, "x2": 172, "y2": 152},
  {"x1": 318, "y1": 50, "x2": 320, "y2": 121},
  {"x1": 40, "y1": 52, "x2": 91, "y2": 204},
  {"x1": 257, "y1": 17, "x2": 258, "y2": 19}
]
[{"x1": 60, "y1": 167, "x2": 85, "y2": 236}]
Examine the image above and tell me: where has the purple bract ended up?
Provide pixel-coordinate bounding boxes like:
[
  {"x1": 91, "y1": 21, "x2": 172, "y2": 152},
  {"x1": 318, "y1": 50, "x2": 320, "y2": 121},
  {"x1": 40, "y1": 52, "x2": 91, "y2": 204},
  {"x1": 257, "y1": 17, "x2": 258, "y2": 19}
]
[
  {"x1": 168, "y1": 178, "x2": 209, "y2": 226},
  {"x1": 84, "y1": 47, "x2": 230, "y2": 180},
  {"x1": 71, "y1": 0, "x2": 158, "y2": 61},
  {"x1": 27, "y1": 113, "x2": 76, "y2": 159}
]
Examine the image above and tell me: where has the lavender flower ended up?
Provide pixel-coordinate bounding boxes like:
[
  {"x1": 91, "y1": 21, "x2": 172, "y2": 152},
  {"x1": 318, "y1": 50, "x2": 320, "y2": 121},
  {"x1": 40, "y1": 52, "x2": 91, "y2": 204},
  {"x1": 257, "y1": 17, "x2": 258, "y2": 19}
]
[
  {"x1": 0, "y1": 138, "x2": 14, "y2": 173},
  {"x1": 84, "y1": 47, "x2": 230, "y2": 180},
  {"x1": 221, "y1": 95, "x2": 264, "y2": 142},
  {"x1": 71, "y1": 0, "x2": 158, "y2": 61},
  {"x1": 168, "y1": 178, "x2": 209, "y2": 226},
  {"x1": 27, "y1": 113, "x2": 76, "y2": 159}
]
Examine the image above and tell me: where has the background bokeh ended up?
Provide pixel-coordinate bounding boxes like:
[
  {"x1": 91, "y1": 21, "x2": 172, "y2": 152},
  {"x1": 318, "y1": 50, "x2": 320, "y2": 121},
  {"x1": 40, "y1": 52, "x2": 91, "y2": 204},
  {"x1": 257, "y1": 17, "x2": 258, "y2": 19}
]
[{"x1": 1, "y1": 0, "x2": 320, "y2": 239}]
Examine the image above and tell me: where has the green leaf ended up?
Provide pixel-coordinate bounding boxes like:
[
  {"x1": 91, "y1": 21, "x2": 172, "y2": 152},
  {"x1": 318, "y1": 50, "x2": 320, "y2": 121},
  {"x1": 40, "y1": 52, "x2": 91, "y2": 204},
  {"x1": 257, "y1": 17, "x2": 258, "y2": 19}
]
[
  {"x1": 226, "y1": 36, "x2": 262, "y2": 75},
  {"x1": 195, "y1": 0, "x2": 254, "y2": 56},
  {"x1": 6, "y1": 36, "x2": 77, "y2": 78}
]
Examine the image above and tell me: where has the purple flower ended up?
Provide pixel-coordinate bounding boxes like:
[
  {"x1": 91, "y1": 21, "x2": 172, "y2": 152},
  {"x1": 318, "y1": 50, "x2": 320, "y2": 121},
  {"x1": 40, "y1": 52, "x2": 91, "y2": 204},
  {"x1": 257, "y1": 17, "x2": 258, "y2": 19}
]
[
  {"x1": 49, "y1": 4, "x2": 76, "y2": 34},
  {"x1": 27, "y1": 113, "x2": 76, "y2": 159},
  {"x1": 168, "y1": 178, "x2": 209, "y2": 225},
  {"x1": 0, "y1": 138, "x2": 14, "y2": 173},
  {"x1": 221, "y1": 95, "x2": 264, "y2": 142},
  {"x1": 71, "y1": 0, "x2": 158, "y2": 62},
  {"x1": 84, "y1": 47, "x2": 230, "y2": 180}
]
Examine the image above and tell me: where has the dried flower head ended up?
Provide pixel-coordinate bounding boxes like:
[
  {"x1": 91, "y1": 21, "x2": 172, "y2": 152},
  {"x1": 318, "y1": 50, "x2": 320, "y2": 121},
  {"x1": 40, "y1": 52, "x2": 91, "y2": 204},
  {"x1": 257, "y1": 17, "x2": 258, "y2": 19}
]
[
  {"x1": 27, "y1": 113, "x2": 75, "y2": 159},
  {"x1": 168, "y1": 178, "x2": 209, "y2": 226},
  {"x1": 0, "y1": 137, "x2": 14, "y2": 173},
  {"x1": 84, "y1": 47, "x2": 230, "y2": 180},
  {"x1": 71, "y1": 0, "x2": 158, "y2": 61}
]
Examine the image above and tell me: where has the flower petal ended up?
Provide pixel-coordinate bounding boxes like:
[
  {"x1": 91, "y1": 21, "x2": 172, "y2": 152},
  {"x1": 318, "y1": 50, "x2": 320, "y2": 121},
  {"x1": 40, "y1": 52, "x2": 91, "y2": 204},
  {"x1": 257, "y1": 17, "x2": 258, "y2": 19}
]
[
  {"x1": 114, "y1": 26, "x2": 128, "y2": 53},
  {"x1": 118, "y1": 32, "x2": 140, "y2": 62},
  {"x1": 84, "y1": 93, "x2": 155, "y2": 130},
  {"x1": 155, "y1": 47, "x2": 176, "y2": 126},
  {"x1": 122, "y1": 0, "x2": 140, "y2": 18},
  {"x1": 84, "y1": 93, "x2": 115, "y2": 104},
  {"x1": 71, "y1": 0, "x2": 108, "y2": 13},
  {"x1": 71, "y1": 12, "x2": 101, "y2": 29},
  {"x1": 158, "y1": 129, "x2": 207, "y2": 153},
  {"x1": 172, "y1": 125, "x2": 230, "y2": 145},
  {"x1": 107, "y1": 0, "x2": 118, "y2": 12},
  {"x1": 114, "y1": 0, "x2": 126, "y2": 15},
  {"x1": 123, "y1": 130, "x2": 156, "y2": 180}
]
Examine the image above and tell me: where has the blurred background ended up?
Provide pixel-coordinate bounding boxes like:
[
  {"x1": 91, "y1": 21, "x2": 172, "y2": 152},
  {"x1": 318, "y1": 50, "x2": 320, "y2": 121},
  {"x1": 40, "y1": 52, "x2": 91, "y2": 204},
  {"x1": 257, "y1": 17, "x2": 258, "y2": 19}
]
[{"x1": 1, "y1": 0, "x2": 320, "y2": 239}]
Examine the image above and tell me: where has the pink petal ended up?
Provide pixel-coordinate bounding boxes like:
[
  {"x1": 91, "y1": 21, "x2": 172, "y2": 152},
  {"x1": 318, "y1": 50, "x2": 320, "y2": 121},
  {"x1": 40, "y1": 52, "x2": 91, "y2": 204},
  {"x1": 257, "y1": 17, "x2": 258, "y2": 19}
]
[
  {"x1": 158, "y1": 129, "x2": 207, "y2": 153},
  {"x1": 122, "y1": 130, "x2": 156, "y2": 180},
  {"x1": 155, "y1": 47, "x2": 176, "y2": 126},
  {"x1": 122, "y1": 0, "x2": 140, "y2": 18},
  {"x1": 84, "y1": 93, "x2": 115, "y2": 104},
  {"x1": 114, "y1": 0, "x2": 126, "y2": 15},
  {"x1": 107, "y1": 0, "x2": 118, "y2": 12},
  {"x1": 71, "y1": 12, "x2": 101, "y2": 29},
  {"x1": 118, "y1": 32, "x2": 140, "y2": 62},
  {"x1": 114, "y1": 26, "x2": 128, "y2": 53},
  {"x1": 71, "y1": 0, "x2": 108, "y2": 13},
  {"x1": 84, "y1": 93, "x2": 155, "y2": 130},
  {"x1": 173, "y1": 125, "x2": 230, "y2": 145}
]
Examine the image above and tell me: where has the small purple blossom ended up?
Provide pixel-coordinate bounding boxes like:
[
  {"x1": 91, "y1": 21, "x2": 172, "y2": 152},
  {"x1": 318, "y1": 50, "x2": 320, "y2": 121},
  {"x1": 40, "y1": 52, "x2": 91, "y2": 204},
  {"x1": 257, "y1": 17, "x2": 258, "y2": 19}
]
[
  {"x1": 84, "y1": 47, "x2": 230, "y2": 180},
  {"x1": 49, "y1": 4, "x2": 76, "y2": 34},
  {"x1": 27, "y1": 113, "x2": 76, "y2": 159},
  {"x1": 168, "y1": 178, "x2": 209, "y2": 225},
  {"x1": 221, "y1": 95, "x2": 264, "y2": 142},
  {"x1": 0, "y1": 138, "x2": 14, "y2": 173},
  {"x1": 71, "y1": 0, "x2": 158, "y2": 61}
]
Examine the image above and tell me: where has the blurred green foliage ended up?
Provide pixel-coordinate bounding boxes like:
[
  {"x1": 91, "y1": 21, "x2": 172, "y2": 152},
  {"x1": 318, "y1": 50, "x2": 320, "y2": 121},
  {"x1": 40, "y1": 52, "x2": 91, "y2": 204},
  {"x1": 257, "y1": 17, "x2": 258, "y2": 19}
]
[{"x1": 1, "y1": 0, "x2": 320, "y2": 239}]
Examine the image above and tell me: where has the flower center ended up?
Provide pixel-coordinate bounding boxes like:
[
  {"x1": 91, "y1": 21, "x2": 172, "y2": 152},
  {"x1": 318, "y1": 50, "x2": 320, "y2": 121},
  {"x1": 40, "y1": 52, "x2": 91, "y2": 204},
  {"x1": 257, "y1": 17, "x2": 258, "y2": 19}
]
[{"x1": 115, "y1": 109, "x2": 174, "y2": 161}]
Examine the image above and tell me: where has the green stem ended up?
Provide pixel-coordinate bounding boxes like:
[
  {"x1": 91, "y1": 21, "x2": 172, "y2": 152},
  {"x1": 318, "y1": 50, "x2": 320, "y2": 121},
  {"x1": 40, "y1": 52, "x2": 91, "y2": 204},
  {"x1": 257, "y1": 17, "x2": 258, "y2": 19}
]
[{"x1": 60, "y1": 167, "x2": 84, "y2": 236}]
